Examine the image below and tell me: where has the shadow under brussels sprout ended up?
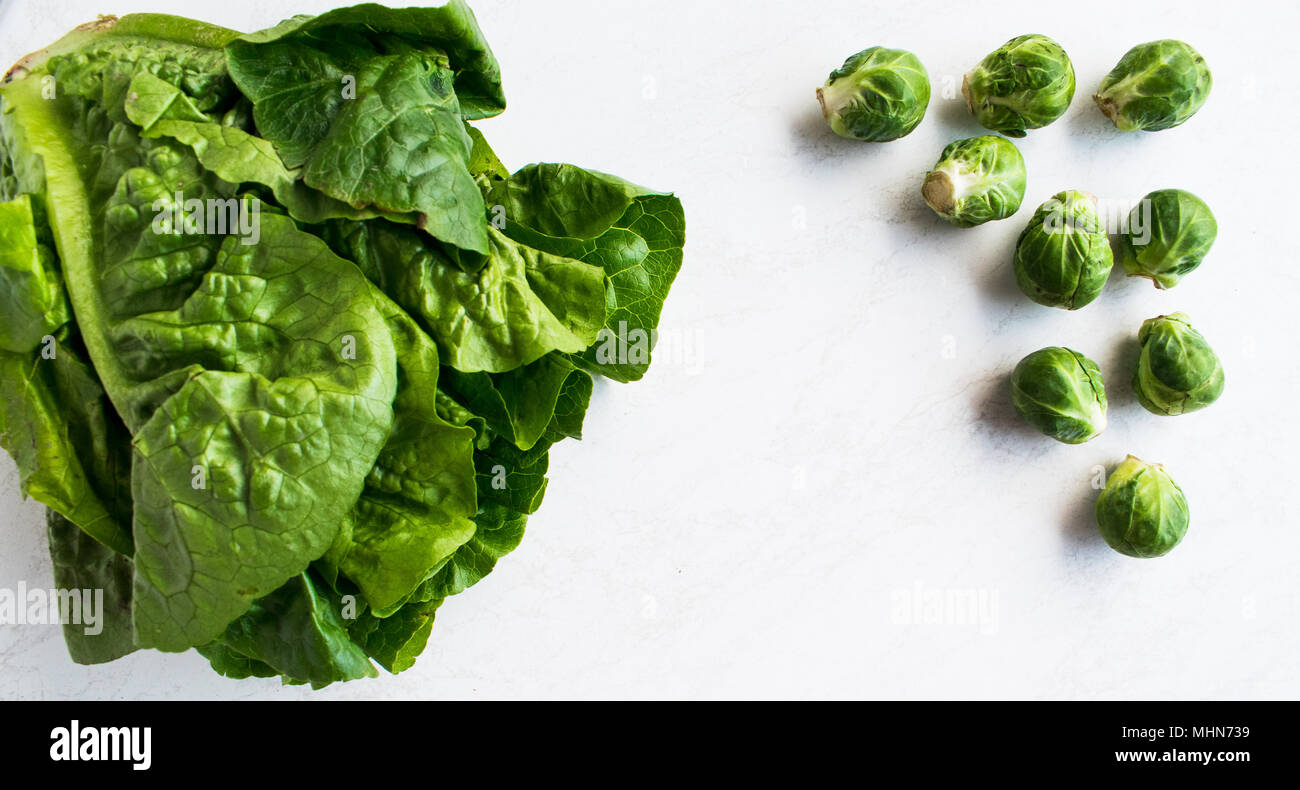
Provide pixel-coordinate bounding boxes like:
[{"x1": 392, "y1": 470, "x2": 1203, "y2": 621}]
[
  {"x1": 790, "y1": 99, "x2": 957, "y2": 261},
  {"x1": 790, "y1": 102, "x2": 888, "y2": 158},
  {"x1": 934, "y1": 93, "x2": 985, "y2": 136},
  {"x1": 974, "y1": 368, "x2": 1061, "y2": 448},
  {"x1": 972, "y1": 365, "x2": 1123, "y2": 556},
  {"x1": 1102, "y1": 332, "x2": 1144, "y2": 411},
  {"x1": 1060, "y1": 481, "x2": 1108, "y2": 552},
  {"x1": 1064, "y1": 94, "x2": 1139, "y2": 140},
  {"x1": 978, "y1": 255, "x2": 1031, "y2": 312}
]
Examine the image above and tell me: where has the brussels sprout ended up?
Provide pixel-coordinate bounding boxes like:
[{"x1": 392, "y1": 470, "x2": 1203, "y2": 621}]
[
  {"x1": 1013, "y1": 190, "x2": 1113, "y2": 310},
  {"x1": 1010, "y1": 347, "x2": 1107, "y2": 444},
  {"x1": 1119, "y1": 189, "x2": 1216, "y2": 289},
  {"x1": 1095, "y1": 455, "x2": 1190, "y2": 558},
  {"x1": 963, "y1": 34, "x2": 1075, "y2": 137},
  {"x1": 1133, "y1": 313, "x2": 1224, "y2": 416},
  {"x1": 922, "y1": 136, "x2": 1026, "y2": 227},
  {"x1": 817, "y1": 47, "x2": 931, "y2": 142},
  {"x1": 1094, "y1": 40, "x2": 1212, "y2": 131}
]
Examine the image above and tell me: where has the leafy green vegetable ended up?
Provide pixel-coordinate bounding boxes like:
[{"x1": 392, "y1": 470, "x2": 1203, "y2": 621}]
[
  {"x1": 122, "y1": 71, "x2": 411, "y2": 224},
  {"x1": 817, "y1": 46, "x2": 930, "y2": 142},
  {"x1": 1133, "y1": 313, "x2": 1225, "y2": 416},
  {"x1": 209, "y1": 572, "x2": 378, "y2": 687},
  {"x1": 225, "y1": 0, "x2": 504, "y2": 263},
  {"x1": 323, "y1": 218, "x2": 607, "y2": 373},
  {"x1": 1013, "y1": 190, "x2": 1113, "y2": 310},
  {"x1": 346, "y1": 594, "x2": 441, "y2": 673},
  {"x1": 1096, "y1": 456, "x2": 1190, "y2": 558},
  {"x1": 486, "y1": 164, "x2": 686, "y2": 382},
  {"x1": 47, "y1": 510, "x2": 137, "y2": 664},
  {"x1": 0, "y1": 194, "x2": 70, "y2": 352},
  {"x1": 963, "y1": 34, "x2": 1075, "y2": 137},
  {"x1": 1010, "y1": 347, "x2": 1108, "y2": 444},
  {"x1": 0, "y1": 3, "x2": 683, "y2": 686},
  {"x1": 1094, "y1": 40, "x2": 1212, "y2": 132},
  {"x1": 321, "y1": 290, "x2": 478, "y2": 616},
  {"x1": 1119, "y1": 189, "x2": 1216, "y2": 289},
  {"x1": 0, "y1": 181, "x2": 133, "y2": 556},
  {"x1": 921, "y1": 136, "x2": 1026, "y2": 228}
]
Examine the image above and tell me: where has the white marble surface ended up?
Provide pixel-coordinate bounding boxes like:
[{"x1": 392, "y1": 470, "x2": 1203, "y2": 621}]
[{"x1": 1, "y1": 0, "x2": 1296, "y2": 700}]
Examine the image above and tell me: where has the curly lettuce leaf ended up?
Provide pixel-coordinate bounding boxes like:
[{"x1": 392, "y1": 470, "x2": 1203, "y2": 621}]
[
  {"x1": 320, "y1": 291, "x2": 479, "y2": 616},
  {"x1": 226, "y1": 1, "x2": 502, "y2": 260},
  {"x1": 120, "y1": 213, "x2": 399, "y2": 651},
  {"x1": 418, "y1": 502, "x2": 528, "y2": 602},
  {"x1": 346, "y1": 501, "x2": 527, "y2": 676},
  {"x1": 122, "y1": 71, "x2": 417, "y2": 225},
  {"x1": 441, "y1": 352, "x2": 590, "y2": 451},
  {"x1": 0, "y1": 186, "x2": 131, "y2": 555},
  {"x1": 0, "y1": 6, "x2": 684, "y2": 686},
  {"x1": 46, "y1": 510, "x2": 136, "y2": 664},
  {"x1": 325, "y1": 220, "x2": 606, "y2": 373},
  {"x1": 347, "y1": 595, "x2": 442, "y2": 674},
  {"x1": 341, "y1": 365, "x2": 593, "y2": 674},
  {"x1": 206, "y1": 572, "x2": 377, "y2": 688},
  {"x1": 4, "y1": 70, "x2": 400, "y2": 650},
  {"x1": 195, "y1": 640, "x2": 279, "y2": 681},
  {"x1": 231, "y1": 1, "x2": 504, "y2": 121},
  {"x1": 488, "y1": 164, "x2": 685, "y2": 381},
  {"x1": 0, "y1": 341, "x2": 134, "y2": 557},
  {"x1": 0, "y1": 195, "x2": 70, "y2": 352}
]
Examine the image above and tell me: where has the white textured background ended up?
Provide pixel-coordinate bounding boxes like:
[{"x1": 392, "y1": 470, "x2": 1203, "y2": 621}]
[{"x1": 1, "y1": 0, "x2": 1296, "y2": 700}]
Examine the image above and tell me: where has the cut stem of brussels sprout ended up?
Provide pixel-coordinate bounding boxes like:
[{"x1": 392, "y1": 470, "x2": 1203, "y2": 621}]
[
  {"x1": 921, "y1": 170, "x2": 958, "y2": 215},
  {"x1": 1094, "y1": 94, "x2": 1124, "y2": 127},
  {"x1": 816, "y1": 79, "x2": 854, "y2": 121},
  {"x1": 921, "y1": 136, "x2": 1026, "y2": 227},
  {"x1": 1095, "y1": 455, "x2": 1190, "y2": 558}
]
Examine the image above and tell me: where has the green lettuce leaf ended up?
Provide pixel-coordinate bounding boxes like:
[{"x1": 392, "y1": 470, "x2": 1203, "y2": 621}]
[
  {"x1": 4, "y1": 69, "x2": 400, "y2": 650},
  {"x1": 347, "y1": 595, "x2": 442, "y2": 673},
  {"x1": 441, "y1": 352, "x2": 590, "y2": 451},
  {"x1": 0, "y1": 195, "x2": 70, "y2": 352},
  {"x1": 321, "y1": 290, "x2": 479, "y2": 616},
  {"x1": 207, "y1": 572, "x2": 377, "y2": 688},
  {"x1": 489, "y1": 165, "x2": 686, "y2": 381},
  {"x1": 122, "y1": 71, "x2": 417, "y2": 225},
  {"x1": 46, "y1": 509, "x2": 137, "y2": 664},
  {"x1": 418, "y1": 502, "x2": 528, "y2": 601},
  {"x1": 226, "y1": 1, "x2": 502, "y2": 260},
  {"x1": 0, "y1": 184, "x2": 131, "y2": 555},
  {"x1": 195, "y1": 640, "x2": 279, "y2": 680},
  {"x1": 0, "y1": 6, "x2": 684, "y2": 687},
  {"x1": 0, "y1": 340, "x2": 134, "y2": 557},
  {"x1": 230, "y1": 1, "x2": 504, "y2": 121},
  {"x1": 325, "y1": 220, "x2": 606, "y2": 373}
]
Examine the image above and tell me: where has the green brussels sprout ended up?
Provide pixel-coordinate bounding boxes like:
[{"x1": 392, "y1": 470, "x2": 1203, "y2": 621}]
[
  {"x1": 1094, "y1": 40, "x2": 1212, "y2": 131},
  {"x1": 1013, "y1": 190, "x2": 1113, "y2": 310},
  {"x1": 1119, "y1": 189, "x2": 1216, "y2": 289},
  {"x1": 1095, "y1": 455, "x2": 1190, "y2": 558},
  {"x1": 922, "y1": 136, "x2": 1026, "y2": 227},
  {"x1": 963, "y1": 34, "x2": 1075, "y2": 137},
  {"x1": 817, "y1": 47, "x2": 931, "y2": 142},
  {"x1": 1133, "y1": 313, "x2": 1225, "y2": 416},
  {"x1": 1010, "y1": 347, "x2": 1107, "y2": 444}
]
